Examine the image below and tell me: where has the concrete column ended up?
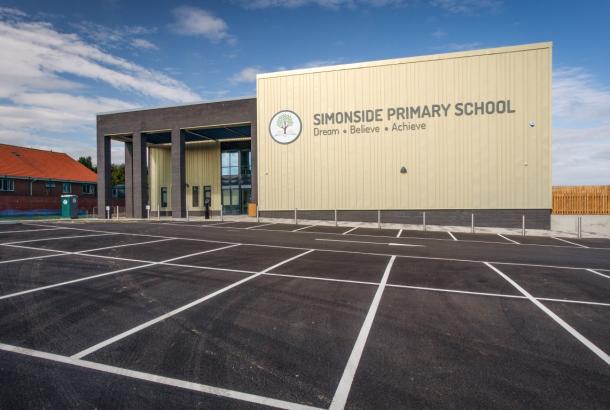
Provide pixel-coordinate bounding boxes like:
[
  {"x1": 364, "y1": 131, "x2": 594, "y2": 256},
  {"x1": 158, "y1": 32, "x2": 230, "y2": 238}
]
[
  {"x1": 124, "y1": 141, "x2": 134, "y2": 218},
  {"x1": 133, "y1": 132, "x2": 148, "y2": 218},
  {"x1": 171, "y1": 127, "x2": 186, "y2": 218},
  {"x1": 250, "y1": 122, "x2": 257, "y2": 204},
  {"x1": 96, "y1": 127, "x2": 112, "y2": 218}
]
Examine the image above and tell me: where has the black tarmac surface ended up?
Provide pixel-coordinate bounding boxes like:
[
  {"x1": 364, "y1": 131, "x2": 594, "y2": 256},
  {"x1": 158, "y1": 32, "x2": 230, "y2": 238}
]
[{"x1": 0, "y1": 220, "x2": 608, "y2": 409}]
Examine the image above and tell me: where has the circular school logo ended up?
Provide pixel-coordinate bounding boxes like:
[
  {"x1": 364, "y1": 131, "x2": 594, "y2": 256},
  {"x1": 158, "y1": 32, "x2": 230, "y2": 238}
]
[{"x1": 269, "y1": 110, "x2": 302, "y2": 144}]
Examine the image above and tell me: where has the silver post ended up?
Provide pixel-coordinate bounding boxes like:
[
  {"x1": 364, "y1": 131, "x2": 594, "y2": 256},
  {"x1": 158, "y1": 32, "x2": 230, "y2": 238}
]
[
  {"x1": 147, "y1": 207, "x2": 150, "y2": 220},
  {"x1": 157, "y1": 203, "x2": 160, "y2": 221},
  {"x1": 294, "y1": 208, "x2": 298, "y2": 225},
  {"x1": 220, "y1": 207, "x2": 224, "y2": 222},
  {"x1": 471, "y1": 213, "x2": 475, "y2": 233},
  {"x1": 577, "y1": 216, "x2": 582, "y2": 239},
  {"x1": 116, "y1": 205, "x2": 119, "y2": 220},
  {"x1": 256, "y1": 206, "x2": 260, "y2": 223},
  {"x1": 335, "y1": 209, "x2": 338, "y2": 227},
  {"x1": 186, "y1": 207, "x2": 189, "y2": 221},
  {"x1": 106, "y1": 208, "x2": 109, "y2": 220},
  {"x1": 378, "y1": 210, "x2": 381, "y2": 229},
  {"x1": 423, "y1": 211, "x2": 426, "y2": 231},
  {"x1": 522, "y1": 215, "x2": 526, "y2": 236}
]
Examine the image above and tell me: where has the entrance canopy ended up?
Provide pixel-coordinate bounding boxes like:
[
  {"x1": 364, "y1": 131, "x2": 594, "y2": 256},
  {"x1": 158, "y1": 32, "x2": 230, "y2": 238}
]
[{"x1": 144, "y1": 124, "x2": 251, "y2": 145}]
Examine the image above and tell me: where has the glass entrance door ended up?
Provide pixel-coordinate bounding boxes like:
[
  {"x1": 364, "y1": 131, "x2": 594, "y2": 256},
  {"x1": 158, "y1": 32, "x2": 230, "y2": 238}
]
[{"x1": 221, "y1": 146, "x2": 251, "y2": 214}]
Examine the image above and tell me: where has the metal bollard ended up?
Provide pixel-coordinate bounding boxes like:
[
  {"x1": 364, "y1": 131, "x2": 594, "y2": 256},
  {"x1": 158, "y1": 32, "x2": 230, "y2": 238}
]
[
  {"x1": 471, "y1": 213, "x2": 475, "y2": 233},
  {"x1": 256, "y1": 207, "x2": 260, "y2": 223},
  {"x1": 335, "y1": 209, "x2": 338, "y2": 227},
  {"x1": 116, "y1": 206, "x2": 119, "y2": 220},
  {"x1": 220, "y1": 207, "x2": 224, "y2": 222},
  {"x1": 423, "y1": 211, "x2": 426, "y2": 231},
  {"x1": 577, "y1": 216, "x2": 582, "y2": 239},
  {"x1": 378, "y1": 210, "x2": 381, "y2": 230},
  {"x1": 157, "y1": 203, "x2": 160, "y2": 221},
  {"x1": 186, "y1": 208, "x2": 189, "y2": 221},
  {"x1": 294, "y1": 208, "x2": 298, "y2": 225},
  {"x1": 522, "y1": 215, "x2": 526, "y2": 236}
]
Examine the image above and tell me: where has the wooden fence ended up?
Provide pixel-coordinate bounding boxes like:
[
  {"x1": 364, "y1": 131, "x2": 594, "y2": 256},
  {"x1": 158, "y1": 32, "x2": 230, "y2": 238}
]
[{"x1": 552, "y1": 186, "x2": 610, "y2": 215}]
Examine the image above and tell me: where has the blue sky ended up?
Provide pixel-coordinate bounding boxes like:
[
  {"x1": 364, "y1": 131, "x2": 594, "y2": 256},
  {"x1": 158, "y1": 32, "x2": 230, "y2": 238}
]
[{"x1": 0, "y1": 0, "x2": 609, "y2": 184}]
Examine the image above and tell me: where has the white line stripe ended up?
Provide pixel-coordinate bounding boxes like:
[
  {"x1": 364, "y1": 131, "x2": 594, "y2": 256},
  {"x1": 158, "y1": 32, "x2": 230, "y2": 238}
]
[
  {"x1": 2, "y1": 243, "x2": 69, "y2": 254},
  {"x1": 388, "y1": 242, "x2": 422, "y2": 247},
  {"x1": 330, "y1": 255, "x2": 396, "y2": 410},
  {"x1": 292, "y1": 225, "x2": 314, "y2": 232},
  {"x1": 0, "y1": 343, "x2": 321, "y2": 410},
  {"x1": 536, "y1": 297, "x2": 610, "y2": 307},
  {"x1": 498, "y1": 234, "x2": 520, "y2": 244},
  {"x1": 1, "y1": 232, "x2": 118, "y2": 245},
  {"x1": 586, "y1": 268, "x2": 610, "y2": 280},
  {"x1": 342, "y1": 226, "x2": 359, "y2": 235},
  {"x1": 263, "y1": 272, "x2": 379, "y2": 286},
  {"x1": 317, "y1": 238, "x2": 422, "y2": 247},
  {"x1": 485, "y1": 262, "x2": 610, "y2": 365},
  {"x1": 247, "y1": 223, "x2": 276, "y2": 230},
  {"x1": 76, "y1": 238, "x2": 175, "y2": 253},
  {"x1": 553, "y1": 237, "x2": 589, "y2": 248},
  {"x1": 387, "y1": 283, "x2": 526, "y2": 299},
  {"x1": 396, "y1": 229, "x2": 403, "y2": 238},
  {"x1": 447, "y1": 231, "x2": 458, "y2": 241},
  {"x1": 0, "y1": 253, "x2": 66, "y2": 265},
  {"x1": 72, "y1": 249, "x2": 314, "y2": 359},
  {"x1": 0, "y1": 227, "x2": 63, "y2": 234}
]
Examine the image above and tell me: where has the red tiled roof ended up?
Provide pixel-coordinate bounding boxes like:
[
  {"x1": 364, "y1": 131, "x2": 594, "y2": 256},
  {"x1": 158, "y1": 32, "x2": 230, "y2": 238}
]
[{"x1": 0, "y1": 144, "x2": 97, "y2": 183}]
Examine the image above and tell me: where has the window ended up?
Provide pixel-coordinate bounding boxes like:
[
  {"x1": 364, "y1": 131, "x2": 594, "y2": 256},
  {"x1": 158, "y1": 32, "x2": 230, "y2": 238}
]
[
  {"x1": 82, "y1": 184, "x2": 95, "y2": 194},
  {"x1": 62, "y1": 182, "x2": 71, "y2": 193},
  {"x1": 161, "y1": 187, "x2": 168, "y2": 208},
  {"x1": 204, "y1": 185, "x2": 212, "y2": 206},
  {"x1": 0, "y1": 178, "x2": 15, "y2": 192},
  {"x1": 192, "y1": 186, "x2": 199, "y2": 207}
]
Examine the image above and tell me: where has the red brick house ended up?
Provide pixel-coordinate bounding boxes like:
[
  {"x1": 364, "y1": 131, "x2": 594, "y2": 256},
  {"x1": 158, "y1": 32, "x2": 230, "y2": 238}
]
[{"x1": 0, "y1": 144, "x2": 98, "y2": 216}]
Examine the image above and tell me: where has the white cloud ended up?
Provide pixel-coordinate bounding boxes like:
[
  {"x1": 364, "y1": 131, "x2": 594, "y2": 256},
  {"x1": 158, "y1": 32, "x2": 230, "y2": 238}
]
[
  {"x1": 72, "y1": 21, "x2": 157, "y2": 50},
  {"x1": 433, "y1": 42, "x2": 483, "y2": 51},
  {"x1": 553, "y1": 67, "x2": 610, "y2": 185},
  {"x1": 432, "y1": 29, "x2": 447, "y2": 39},
  {"x1": 240, "y1": 0, "x2": 406, "y2": 8},
  {"x1": 170, "y1": 6, "x2": 235, "y2": 44},
  {"x1": 230, "y1": 66, "x2": 263, "y2": 84},
  {"x1": 430, "y1": 0, "x2": 501, "y2": 14},
  {"x1": 130, "y1": 38, "x2": 158, "y2": 50}
]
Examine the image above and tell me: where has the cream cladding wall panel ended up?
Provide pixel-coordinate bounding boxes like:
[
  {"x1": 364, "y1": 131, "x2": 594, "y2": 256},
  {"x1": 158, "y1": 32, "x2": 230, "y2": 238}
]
[
  {"x1": 149, "y1": 143, "x2": 221, "y2": 211},
  {"x1": 149, "y1": 147, "x2": 171, "y2": 211},
  {"x1": 185, "y1": 143, "x2": 221, "y2": 211},
  {"x1": 257, "y1": 43, "x2": 552, "y2": 211}
]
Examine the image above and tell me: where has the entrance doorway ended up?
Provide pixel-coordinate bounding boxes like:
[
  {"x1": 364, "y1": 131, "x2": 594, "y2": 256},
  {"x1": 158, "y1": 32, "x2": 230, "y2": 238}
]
[{"x1": 221, "y1": 141, "x2": 251, "y2": 214}]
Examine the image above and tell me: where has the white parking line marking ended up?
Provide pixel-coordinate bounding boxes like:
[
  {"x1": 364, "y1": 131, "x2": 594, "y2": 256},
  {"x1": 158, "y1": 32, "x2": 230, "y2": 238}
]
[
  {"x1": 553, "y1": 237, "x2": 589, "y2": 248},
  {"x1": 0, "y1": 253, "x2": 66, "y2": 265},
  {"x1": 317, "y1": 238, "x2": 422, "y2": 247},
  {"x1": 586, "y1": 268, "x2": 610, "y2": 280},
  {"x1": 1, "y1": 232, "x2": 119, "y2": 245},
  {"x1": 76, "y1": 238, "x2": 175, "y2": 253},
  {"x1": 0, "y1": 343, "x2": 321, "y2": 410},
  {"x1": 0, "y1": 227, "x2": 63, "y2": 234},
  {"x1": 72, "y1": 249, "x2": 314, "y2": 359},
  {"x1": 330, "y1": 255, "x2": 396, "y2": 410},
  {"x1": 485, "y1": 262, "x2": 610, "y2": 366},
  {"x1": 342, "y1": 226, "x2": 359, "y2": 235},
  {"x1": 447, "y1": 231, "x2": 458, "y2": 241},
  {"x1": 247, "y1": 223, "x2": 276, "y2": 230},
  {"x1": 498, "y1": 234, "x2": 520, "y2": 244},
  {"x1": 0, "y1": 244, "x2": 241, "y2": 301},
  {"x1": 396, "y1": 229, "x2": 403, "y2": 238},
  {"x1": 292, "y1": 225, "x2": 314, "y2": 232}
]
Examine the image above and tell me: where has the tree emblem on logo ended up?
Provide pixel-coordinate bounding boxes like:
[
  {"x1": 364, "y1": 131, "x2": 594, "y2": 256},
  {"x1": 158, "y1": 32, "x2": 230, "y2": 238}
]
[
  {"x1": 276, "y1": 113, "x2": 293, "y2": 135},
  {"x1": 269, "y1": 110, "x2": 302, "y2": 144}
]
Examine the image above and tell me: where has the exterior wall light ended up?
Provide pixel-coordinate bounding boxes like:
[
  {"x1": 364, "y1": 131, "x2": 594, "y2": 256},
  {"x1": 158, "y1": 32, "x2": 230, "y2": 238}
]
[{"x1": 400, "y1": 166, "x2": 408, "y2": 174}]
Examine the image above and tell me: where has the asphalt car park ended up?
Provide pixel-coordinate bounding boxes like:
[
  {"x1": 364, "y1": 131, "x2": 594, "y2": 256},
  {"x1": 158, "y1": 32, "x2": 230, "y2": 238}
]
[{"x1": 0, "y1": 220, "x2": 608, "y2": 409}]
